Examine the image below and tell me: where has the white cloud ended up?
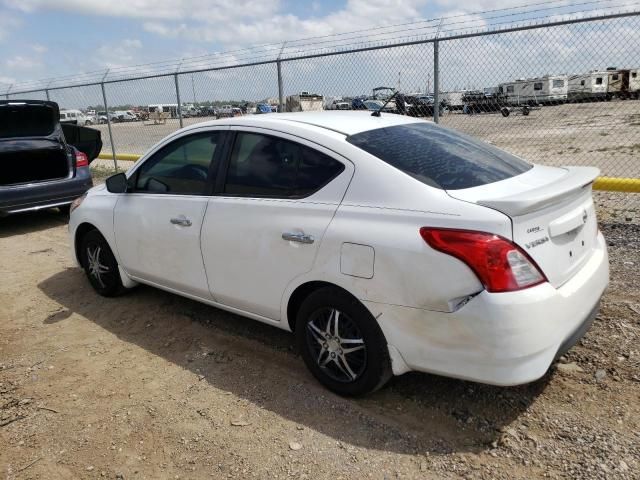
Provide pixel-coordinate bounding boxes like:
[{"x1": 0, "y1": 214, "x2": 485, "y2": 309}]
[
  {"x1": 95, "y1": 38, "x2": 143, "y2": 69},
  {"x1": 31, "y1": 43, "x2": 47, "y2": 53},
  {"x1": 0, "y1": 12, "x2": 20, "y2": 41},
  {"x1": 5, "y1": 55, "x2": 42, "y2": 70},
  {"x1": 3, "y1": 0, "x2": 281, "y2": 22}
]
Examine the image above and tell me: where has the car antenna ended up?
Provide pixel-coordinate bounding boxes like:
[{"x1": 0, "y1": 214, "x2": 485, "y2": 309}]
[{"x1": 371, "y1": 89, "x2": 399, "y2": 117}]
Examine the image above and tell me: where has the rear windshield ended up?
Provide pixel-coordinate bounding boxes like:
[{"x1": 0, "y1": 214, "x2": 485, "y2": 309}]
[
  {"x1": 347, "y1": 122, "x2": 532, "y2": 190},
  {"x1": 0, "y1": 105, "x2": 56, "y2": 138}
]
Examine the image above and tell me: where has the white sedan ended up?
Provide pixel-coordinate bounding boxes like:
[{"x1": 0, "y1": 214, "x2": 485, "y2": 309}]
[{"x1": 69, "y1": 111, "x2": 609, "y2": 396}]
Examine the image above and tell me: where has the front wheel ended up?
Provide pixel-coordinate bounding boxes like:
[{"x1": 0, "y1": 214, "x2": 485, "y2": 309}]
[
  {"x1": 296, "y1": 287, "x2": 392, "y2": 396},
  {"x1": 80, "y1": 230, "x2": 125, "y2": 297}
]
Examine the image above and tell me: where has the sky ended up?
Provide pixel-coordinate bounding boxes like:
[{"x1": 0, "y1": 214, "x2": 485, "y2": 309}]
[
  {"x1": 0, "y1": 0, "x2": 556, "y2": 86},
  {"x1": 0, "y1": 0, "x2": 638, "y2": 107}
]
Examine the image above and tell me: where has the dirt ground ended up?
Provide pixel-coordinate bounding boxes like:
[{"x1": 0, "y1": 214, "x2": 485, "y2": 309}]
[{"x1": 1, "y1": 194, "x2": 639, "y2": 479}]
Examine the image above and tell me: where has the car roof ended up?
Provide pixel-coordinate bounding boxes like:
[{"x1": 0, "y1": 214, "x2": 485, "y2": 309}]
[{"x1": 187, "y1": 111, "x2": 426, "y2": 136}]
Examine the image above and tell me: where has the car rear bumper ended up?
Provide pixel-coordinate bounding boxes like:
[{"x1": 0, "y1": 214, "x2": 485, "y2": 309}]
[
  {"x1": 365, "y1": 231, "x2": 609, "y2": 386},
  {"x1": 0, "y1": 167, "x2": 92, "y2": 216}
]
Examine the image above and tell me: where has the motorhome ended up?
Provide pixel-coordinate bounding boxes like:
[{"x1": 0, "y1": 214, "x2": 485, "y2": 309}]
[
  {"x1": 498, "y1": 75, "x2": 568, "y2": 105},
  {"x1": 567, "y1": 71, "x2": 609, "y2": 102},
  {"x1": 285, "y1": 92, "x2": 324, "y2": 112},
  {"x1": 148, "y1": 104, "x2": 179, "y2": 118}
]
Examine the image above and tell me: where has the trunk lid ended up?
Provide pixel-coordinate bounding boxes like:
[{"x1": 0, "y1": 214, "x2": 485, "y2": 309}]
[
  {"x1": 447, "y1": 165, "x2": 600, "y2": 287},
  {"x1": 0, "y1": 101, "x2": 60, "y2": 139}
]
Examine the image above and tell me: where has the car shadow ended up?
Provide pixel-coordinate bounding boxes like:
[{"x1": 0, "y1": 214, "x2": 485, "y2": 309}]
[
  {"x1": 0, "y1": 209, "x2": 68, "y2": 238},
  {"x1": 38, "y1": 267, "x2": 551, "y2": 455}
]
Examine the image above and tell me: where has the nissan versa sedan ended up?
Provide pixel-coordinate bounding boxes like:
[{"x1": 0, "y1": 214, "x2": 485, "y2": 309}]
[{"x1": 68, "y1": 111, "x2": 609, "y2": 396}]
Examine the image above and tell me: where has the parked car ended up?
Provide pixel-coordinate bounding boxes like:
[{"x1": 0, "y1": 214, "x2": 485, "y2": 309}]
[
  {"x1": 0, "y1": 100, "x2": 101, "y2": 216},
  {"x1": 98, "y1": 111, "x2": 120, "y2": 124},
  {"x1": 255, "y1": 103, "x2": 272, "y2": 114},
  {"x1": 69, "y1": 111, "x2": 608, "y2": 396},
  {"x1": 114, "y1": 111, "x2": 137, "y2": 122}
]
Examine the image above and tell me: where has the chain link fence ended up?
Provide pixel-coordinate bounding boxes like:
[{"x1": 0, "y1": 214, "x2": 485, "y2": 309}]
[{"x1": 2, "y1": 8, "x2": 639, "y2": 218}]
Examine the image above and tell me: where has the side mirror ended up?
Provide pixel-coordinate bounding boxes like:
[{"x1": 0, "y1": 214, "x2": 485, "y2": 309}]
[{"x1": 106, "y1": 172, "x2": 128, "y2": 193}]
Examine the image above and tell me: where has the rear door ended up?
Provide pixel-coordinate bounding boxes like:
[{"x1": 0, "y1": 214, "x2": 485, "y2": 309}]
[
  {"x1": 201, "y1": 128, "x2": 353, "y2": 320},
  {"x1": 114, "y1": 128, "x2": 227, "y2": 298}
]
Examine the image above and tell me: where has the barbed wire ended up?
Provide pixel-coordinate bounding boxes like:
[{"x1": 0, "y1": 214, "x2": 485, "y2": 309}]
[{"x1": 3, "y1": 2, "x2": 640, "y2": 94}]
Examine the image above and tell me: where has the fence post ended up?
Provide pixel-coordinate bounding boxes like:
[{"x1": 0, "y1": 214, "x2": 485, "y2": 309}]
[
  {"x1": 100, "y1": 81, "x2": 118, "y2": 171},
  {"x1": 5, "y1": 84, "x2": 12, "y2": 100},
  {"x1": 174, "y1": 73, "x2": 184, "y2": 128},
  {"x1": 277, "y1": 61, "x2": 284, "y2": 112},
  {"x1": 433, "y1": 39, "x2": 440, "y2": 124},
  {"x1": 277, "y1": 42, "x2": 287, "y2": 112},
  {"x1": 45, "y1": 89, "x2": 50, "y2": 101}
]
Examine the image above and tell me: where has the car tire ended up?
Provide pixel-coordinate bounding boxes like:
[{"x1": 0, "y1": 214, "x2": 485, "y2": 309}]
[
  {"x1": 296, "y1": 287, "x2": 392, "y2": 396},
  {"x1": 80, "y1": 229, "x2": 126, "y2": 297}
]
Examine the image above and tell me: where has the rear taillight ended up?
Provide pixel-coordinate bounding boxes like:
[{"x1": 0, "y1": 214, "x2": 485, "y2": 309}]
[
  {"x1": 75, "y1": 151, "x2": 89, "y2": 167},
  {"x1": 419, "y1": 228, "x2": 547, "y2": 293}
]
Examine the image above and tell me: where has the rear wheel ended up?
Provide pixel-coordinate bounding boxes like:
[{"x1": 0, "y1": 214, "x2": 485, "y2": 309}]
[
  {"x1": 80, "y1": 230, "x2": 125, "y2": 297},
  {"x1": 296, "y1": 287, "x2": 392, "y2": 396}
]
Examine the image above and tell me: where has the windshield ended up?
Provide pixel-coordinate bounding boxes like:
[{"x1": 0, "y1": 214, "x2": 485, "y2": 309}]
[{"x1": 347, "y1": 122, "x2": 532, "y2": 190}]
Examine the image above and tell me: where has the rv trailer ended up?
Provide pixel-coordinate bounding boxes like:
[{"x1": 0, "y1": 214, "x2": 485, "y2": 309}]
[
  {"x1": 605, "y1": 68, "x2": 630, "y2": 99},
  {"x1": 285, "y1": 92, "x2": 324, "y2": 112},
  {"x1": 567, "y1": 71, "x2": 609, "y2": 102},
  {"x1": 498, "y1": 75, "x2": 568, "y2": 105},
  {"x1": 630, "y1": 68, "x2": 640, "y2": 99}
]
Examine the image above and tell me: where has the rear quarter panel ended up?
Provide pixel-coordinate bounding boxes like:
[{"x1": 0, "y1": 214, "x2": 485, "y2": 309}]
[{"x1": 282, "y1": 153, "x2": 513, "y2": 316}]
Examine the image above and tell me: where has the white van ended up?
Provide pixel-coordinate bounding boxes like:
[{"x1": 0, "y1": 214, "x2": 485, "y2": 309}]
[{"x1": 60, "y1": 109, "x2": 92, "y2": 126}]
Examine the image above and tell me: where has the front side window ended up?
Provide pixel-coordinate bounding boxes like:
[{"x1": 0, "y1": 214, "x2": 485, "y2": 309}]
[
  {"x1": 612, "y1": 74, "x2": 619, "y2": 81},
  {"x1": 224, "y1": 132, "x2": 344, "y2": 198},
  {"x1": 633, "y1": 72, "x2": 638, "y2": 78},
  {"x1": 134, "y1": 132, "x2": 220, "y2": 195},
  {"x1": 596, "y1": 77, "x2": 603, "y2": 85},
  {"x1": 534, "y1": 83, "x2": 543, "y2": 91},
  {"x1": 347, "y1": 122, "x2": 532, "y2": 190}
]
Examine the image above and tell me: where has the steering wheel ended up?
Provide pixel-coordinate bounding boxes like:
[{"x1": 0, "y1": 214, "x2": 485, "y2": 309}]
[{"x1": 178, "y1": 164, "x2": 209, "y2": 180}]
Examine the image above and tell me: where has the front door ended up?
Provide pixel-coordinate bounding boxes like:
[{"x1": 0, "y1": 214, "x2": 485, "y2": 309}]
[
  {"x1": 114, "y1": 129, "x2": 226, "y2": 298},
  {"x1": 201, "y1": 129, "x2": 353, "y2": 320}
]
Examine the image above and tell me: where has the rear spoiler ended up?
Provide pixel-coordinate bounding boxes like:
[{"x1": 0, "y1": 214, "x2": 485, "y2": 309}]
[{"x1": 477, "y1": 166, "x2": 599, "y2": 216}]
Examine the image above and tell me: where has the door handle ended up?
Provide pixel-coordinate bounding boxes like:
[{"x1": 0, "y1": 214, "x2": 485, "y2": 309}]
[
  {"x1": 170, "y1": 215, "x2": 192, "y2": 227},
  {"x1": 282, "y1": 232, "x2": 314, "y2": 244}
]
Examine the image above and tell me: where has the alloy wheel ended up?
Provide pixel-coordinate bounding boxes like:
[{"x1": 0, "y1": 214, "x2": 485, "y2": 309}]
[
  {"x1": 305, "y1": 308, "x2": 367, "y2": 383},
  {"x1": 86, "y1": 245, "x2": 110, "y2": 288}
]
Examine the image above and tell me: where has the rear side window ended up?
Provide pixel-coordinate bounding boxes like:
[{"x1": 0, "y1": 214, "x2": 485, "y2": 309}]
[
  {"x1": 224, "y1": 132, "x2": 344, "y2": 197},
  {"x1": 347, "y1": 122, "x2": 532, "y2": 190},
  {"x1": 534, "y1": 82, "x2": 543, "y2": 91}
]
